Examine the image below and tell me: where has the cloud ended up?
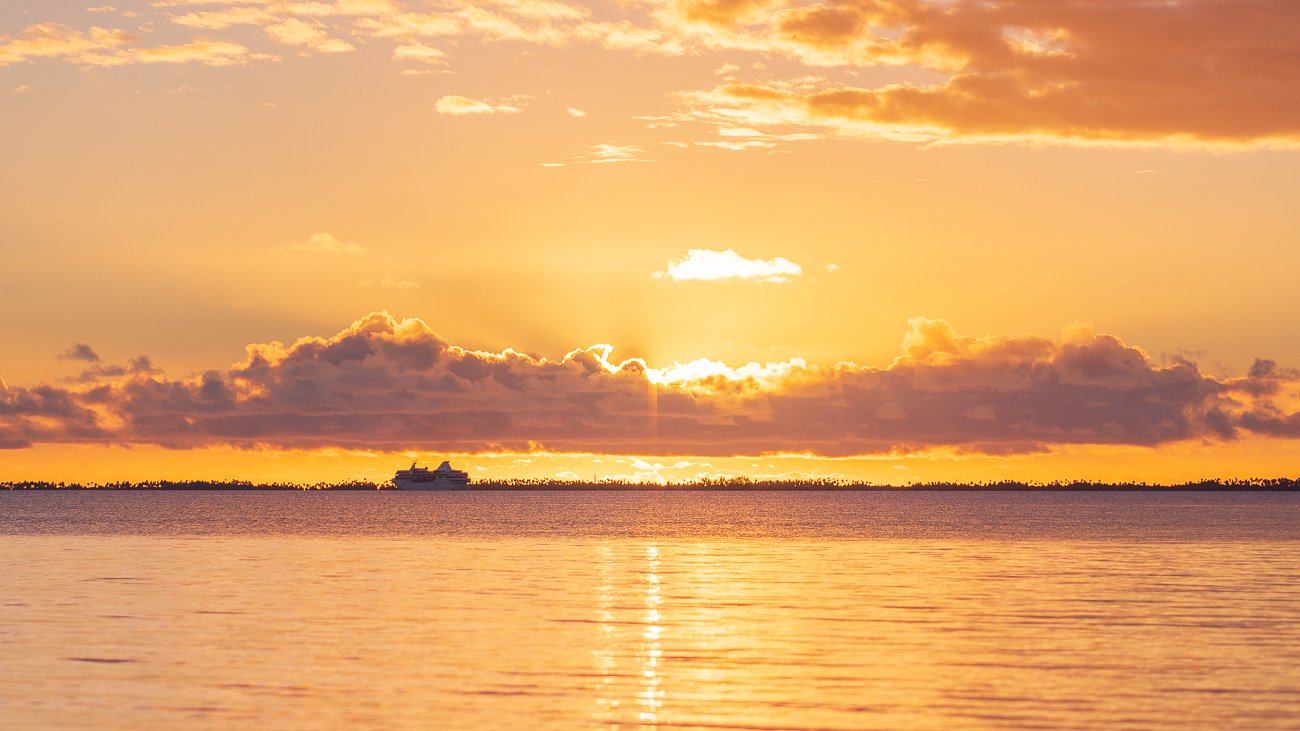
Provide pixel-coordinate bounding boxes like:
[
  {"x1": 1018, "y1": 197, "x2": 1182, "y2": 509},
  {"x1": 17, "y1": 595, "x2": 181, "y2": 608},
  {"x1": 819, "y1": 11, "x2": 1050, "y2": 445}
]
[
  {"x1": 264, "y1": 18, "x2": 355, "y2": 53},
  {"x1": 273, "y1": 232, "x2": 366, "y2": 255},
  {"x1": 690, "y1": 125, "x2": 820, "y2": 151},
  {"x1": 358, "y1": 275, "x2": 420, "y2": 290},
  {"x1": 663, "y1": 0, "x2": 1300, "y2": 147},
  {"x1": 170, "y1": 7, "x2": 277, "y2": 30},
  {"x1": 434, "y1": 95, "x2": 524, "y2": 115},
  {"x1": 541, "y1": 142, "x2": 649, "y2": 167},
  {"x1": 0, "y1": 23, "x2": 133, "y2": 67},
  {"x1": 589, "y1": 143, "x2": 643, "y2": 163},
  {"x1": 540, "y1": 141, "x2": 650, "y2": 166},
  {"x1": 124, "y1": 40, "x2": 262, "y2": 66},
  {"x1": 393, "y1": 42, "x2": 446, "y2": 64},
  {"x1": 6, "y1": 1, "x2": 1298, "y2": 147},
  {"x1": 566, "y1": 107, "x2": 587, "y2": 117},
  {"x1": 654, "y1": 248, "x2": 801, "y2": 283},
  {"x1": 3, "y1": 313, "x2": 1299, "y2": 455},
  {"x1": 0, "y1": 22, "x2": 271, "y2": 68},
  {"x1": 58, "y1": 343, "x2": 101, "y2": 363}
]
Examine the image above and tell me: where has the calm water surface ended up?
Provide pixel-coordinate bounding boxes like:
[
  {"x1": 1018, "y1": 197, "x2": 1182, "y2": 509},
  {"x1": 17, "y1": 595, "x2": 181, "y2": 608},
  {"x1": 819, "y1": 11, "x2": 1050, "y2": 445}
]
[{"x1": 2, "y1": 492, "x2": 1299, "y2": 730}]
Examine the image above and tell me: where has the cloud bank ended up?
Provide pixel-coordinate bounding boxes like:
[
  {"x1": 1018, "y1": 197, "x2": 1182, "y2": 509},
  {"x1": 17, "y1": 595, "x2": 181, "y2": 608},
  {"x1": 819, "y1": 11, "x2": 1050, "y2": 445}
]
[{"x1": 3, "y1": 313, "x2": 1298, "y2": 456}]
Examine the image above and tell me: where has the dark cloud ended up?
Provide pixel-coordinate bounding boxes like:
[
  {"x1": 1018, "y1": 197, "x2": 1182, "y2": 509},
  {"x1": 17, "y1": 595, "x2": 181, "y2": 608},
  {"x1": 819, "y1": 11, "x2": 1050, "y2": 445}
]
[
  {"x1": 58, "y1": 343, "x2": 100, "y2": 362},
  {"x1": 3, "y1": 313, "x2": 1299, "y2": 455},
  {"x1": 689, "y1": 0, "x2": 1300, "y2": 145}
]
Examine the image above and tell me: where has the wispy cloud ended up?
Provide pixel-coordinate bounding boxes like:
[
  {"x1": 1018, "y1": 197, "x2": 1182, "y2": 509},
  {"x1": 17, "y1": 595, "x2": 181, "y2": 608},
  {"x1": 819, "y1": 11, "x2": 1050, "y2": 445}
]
[
  {"x1": 273, "y1": 232, "x2": 365, "y2": 255},
  {"x1": 0, "y1": 23, "x2": 132, "y2": 67},
  {"x1": 358, "y1": 275, "x2": 419, "y2": 290},
  {"x1": 264, "y1": 18, "x2": 354, "y2": 53},
  {"x1": 654, "y1": 248, "x2": 802, "y2": 283},
  {"x1": 434, "y1": 95, "x2": 523, "y2": 115},
  {"x1": 589, "y1": 143, "x2": 642, "y2": 163},
  {"x1": 393, "y1": 42, "x2": 446, "y2": 64},
  {"x1": 0, "y1": 23, "x2": 269, "y2": 68},
  {"x1": 541, "y1": 142, "x2": 648, "y2": 167},
  {"x1": 7, "y1": 0, "x2": 1297, "y2": 146},
  {"x1": 170, "y1": 7, "x2": 276, "y2": 30},
  {"x1": 343, "y1": 0, "x2": 1300, "y2": 146}
]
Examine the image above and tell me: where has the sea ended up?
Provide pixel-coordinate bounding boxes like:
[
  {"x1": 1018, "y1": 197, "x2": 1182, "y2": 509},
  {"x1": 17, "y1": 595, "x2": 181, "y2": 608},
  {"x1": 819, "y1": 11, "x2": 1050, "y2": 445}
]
[{"x1": 2, "y1": 491, "x2": 1298, "y2": 730}]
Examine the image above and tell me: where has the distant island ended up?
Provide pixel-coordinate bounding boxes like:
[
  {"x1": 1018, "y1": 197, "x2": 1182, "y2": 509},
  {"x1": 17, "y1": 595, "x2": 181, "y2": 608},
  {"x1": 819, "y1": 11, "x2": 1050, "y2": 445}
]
[{"x1": 3, "y1": 478, "x2": 1299, "y2": 491}]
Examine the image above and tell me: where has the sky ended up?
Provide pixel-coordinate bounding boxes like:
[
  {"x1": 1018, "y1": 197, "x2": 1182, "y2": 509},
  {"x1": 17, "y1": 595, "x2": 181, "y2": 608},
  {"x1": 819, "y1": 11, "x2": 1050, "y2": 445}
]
[{"x1": 2, "y1": 0, "x2": 1299, "y2": 484}]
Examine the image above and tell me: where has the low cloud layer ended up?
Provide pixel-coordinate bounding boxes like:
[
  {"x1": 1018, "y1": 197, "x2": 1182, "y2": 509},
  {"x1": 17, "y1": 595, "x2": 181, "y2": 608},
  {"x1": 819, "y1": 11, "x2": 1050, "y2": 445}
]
[{"x1": 3, "y1": 313, "x2": 1298, "y2": 456}]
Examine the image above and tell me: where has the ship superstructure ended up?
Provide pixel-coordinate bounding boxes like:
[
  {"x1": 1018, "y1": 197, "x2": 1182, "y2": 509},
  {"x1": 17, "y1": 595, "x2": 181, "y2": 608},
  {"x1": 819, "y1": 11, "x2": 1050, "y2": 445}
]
[{"x1": 393, "y1": 461, "x2": 472, "y2": 490}]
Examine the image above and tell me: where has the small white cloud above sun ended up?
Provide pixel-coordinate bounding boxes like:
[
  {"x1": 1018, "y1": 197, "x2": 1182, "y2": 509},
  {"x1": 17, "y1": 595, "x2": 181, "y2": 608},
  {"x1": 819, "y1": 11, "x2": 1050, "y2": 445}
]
[{"x1": 654, "y1": 248, "x2": 802, "y2": 283}]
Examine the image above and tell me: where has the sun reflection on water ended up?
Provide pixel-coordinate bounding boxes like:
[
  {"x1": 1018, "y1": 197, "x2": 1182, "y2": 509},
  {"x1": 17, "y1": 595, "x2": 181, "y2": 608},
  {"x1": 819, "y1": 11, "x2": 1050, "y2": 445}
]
[
  {"x1": 592, "y1": 545, "x2": 619, "y2": 725},
  {"x1": 590, "y1": 544, "x2": 668, "y2": 730},
  {"x1": 637, "y1": 545, "x2": 664, "y2": 728}
]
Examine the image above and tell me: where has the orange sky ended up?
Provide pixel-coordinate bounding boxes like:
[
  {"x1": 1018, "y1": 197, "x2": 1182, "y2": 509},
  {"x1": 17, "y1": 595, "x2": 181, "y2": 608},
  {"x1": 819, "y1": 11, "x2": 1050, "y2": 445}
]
[{"x1": 2, "y1": 0, "x2": 1299, "y2": 483}]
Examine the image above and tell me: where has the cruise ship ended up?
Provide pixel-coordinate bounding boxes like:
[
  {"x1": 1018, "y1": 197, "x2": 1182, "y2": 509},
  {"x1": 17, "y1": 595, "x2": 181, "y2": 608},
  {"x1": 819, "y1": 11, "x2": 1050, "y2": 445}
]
[{"x1": 393, "y1": 461, "x2": 472, "y2": 490}]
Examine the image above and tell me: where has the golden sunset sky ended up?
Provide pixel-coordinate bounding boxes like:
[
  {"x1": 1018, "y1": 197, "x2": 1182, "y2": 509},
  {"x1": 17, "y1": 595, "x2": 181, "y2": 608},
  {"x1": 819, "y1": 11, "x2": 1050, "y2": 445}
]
[{"x1": 2, "y1": 0, "x2": 1299, "y2": 484}]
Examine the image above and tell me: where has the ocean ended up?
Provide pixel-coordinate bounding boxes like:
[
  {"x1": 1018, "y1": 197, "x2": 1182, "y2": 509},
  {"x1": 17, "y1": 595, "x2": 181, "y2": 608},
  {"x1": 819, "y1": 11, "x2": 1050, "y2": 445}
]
[{"x1": 2, "y1": 491, "x2": 1298, "y2": 729}]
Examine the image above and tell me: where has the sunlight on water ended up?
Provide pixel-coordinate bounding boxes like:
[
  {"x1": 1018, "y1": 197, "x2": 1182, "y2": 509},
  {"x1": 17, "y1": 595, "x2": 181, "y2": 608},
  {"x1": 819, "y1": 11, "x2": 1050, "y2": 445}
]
[{"x1": 2, "y1": 492, "x2": 1299, "y2": 730}]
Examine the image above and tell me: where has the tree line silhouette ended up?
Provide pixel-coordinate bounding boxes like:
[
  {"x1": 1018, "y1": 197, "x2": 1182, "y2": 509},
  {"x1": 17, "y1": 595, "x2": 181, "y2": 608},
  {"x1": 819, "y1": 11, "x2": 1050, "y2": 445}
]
[{"x1": 3, "y1": 477, "x2": 1299, "y2": 491}]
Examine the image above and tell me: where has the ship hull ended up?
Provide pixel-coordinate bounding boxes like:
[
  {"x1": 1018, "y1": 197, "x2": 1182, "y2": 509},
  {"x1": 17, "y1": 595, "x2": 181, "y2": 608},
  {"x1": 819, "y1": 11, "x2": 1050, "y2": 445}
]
[{"x1": 393, "y1": 479, "x2": 473, "y2": 491}]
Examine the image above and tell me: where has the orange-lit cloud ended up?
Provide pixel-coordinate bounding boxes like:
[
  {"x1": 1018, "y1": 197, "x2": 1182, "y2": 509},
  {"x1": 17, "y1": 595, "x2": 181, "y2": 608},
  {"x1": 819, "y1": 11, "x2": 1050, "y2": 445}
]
[
  {"x1": 264, "y1": 18, "x2": 355, "y2": 53},
  {"x1": 169, "y1": 7, "x2": 278, "y2": 30},
  {"x1": 663, "y1": 0, "x2": 1300, "y2": 146},
  {"x1": 8, "y1": 1, "x2": 1297, "y2": 145},
  {"x1": 392, "y1": 42, "x2": 447, "y2": 65},
  {"x1": 434, "y1": 95, "x2": 524, "y2": 115},
  {"x1": 0, "y1": 21, "x2": 273, "y2": 68},
  {"x1": 0, "y1": 23, "x2": 133, "y2": 67},
  {"x1": 124, "y1": 39, "x2": 262, "y2": 66},
  {"x1": 3, "y1": 313, "x2": 1298, "y2": 456},
  {"x1": 654, "y1": 248, "x2": 801, "y2": 282},
  {"x1": 543, "y1": 143, "x2": 649, "y2": 166}
]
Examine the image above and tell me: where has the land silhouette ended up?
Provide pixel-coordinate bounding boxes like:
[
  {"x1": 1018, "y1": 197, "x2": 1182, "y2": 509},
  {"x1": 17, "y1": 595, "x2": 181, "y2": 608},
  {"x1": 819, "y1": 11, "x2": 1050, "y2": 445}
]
[{"x1": 4, "y1": 478, "x2": 1299, "y2": 491}]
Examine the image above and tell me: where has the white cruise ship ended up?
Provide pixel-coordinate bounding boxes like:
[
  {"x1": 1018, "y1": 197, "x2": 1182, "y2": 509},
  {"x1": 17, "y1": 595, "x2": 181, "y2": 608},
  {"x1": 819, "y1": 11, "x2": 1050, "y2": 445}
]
[{"x1": 393, "y1": 461, "x2": 472, "y2": 490}]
